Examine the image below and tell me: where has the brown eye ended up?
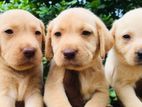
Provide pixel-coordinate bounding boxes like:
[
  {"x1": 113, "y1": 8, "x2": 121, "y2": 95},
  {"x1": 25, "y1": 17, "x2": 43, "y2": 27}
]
[
  {"x1": 54, "y1": 32, "x2": 61, "y2": 37},
  {"x1": 82, "y1": 30, "x2": 92, "y2": 36},
  {"x1": 4, "y1": 29, "x2": 13, "y2": 34},
  {"x1": 122, "y1": 34, "x2": 131, "y2": 40},
  {"x1": 35, "y1": 31, "x2": 41, "y2": 35}
]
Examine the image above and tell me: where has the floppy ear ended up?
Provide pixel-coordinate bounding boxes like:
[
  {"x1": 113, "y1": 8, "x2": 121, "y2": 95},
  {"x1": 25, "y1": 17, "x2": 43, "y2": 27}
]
[
  {"x1": 95, "y1": 17, "x2": 114, "y2": 58},
  {"x1": 45, "y1": 21, "x2": 53, "y2": 60},
  {"x1": 40, "y1": 20, "x2": 45, "y2": 42},
  {"x1": 39, "y1": 20, "x2": 45, "y2": 52},
  {"x1": 110, "y1": 20, "x2": 118, "y2": 40}
]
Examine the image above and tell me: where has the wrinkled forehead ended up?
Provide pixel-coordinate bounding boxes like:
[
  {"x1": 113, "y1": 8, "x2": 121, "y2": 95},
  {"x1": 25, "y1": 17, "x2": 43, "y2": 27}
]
[
  {"x1": 52, "y1": 11, "x2": 96, "y2": 31},
  {"x1": 0, "y1": 11, "x2": 41, "y2": 28}
]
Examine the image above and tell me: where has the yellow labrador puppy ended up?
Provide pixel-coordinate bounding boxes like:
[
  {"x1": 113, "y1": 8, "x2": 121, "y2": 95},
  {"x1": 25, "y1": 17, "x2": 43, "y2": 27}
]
[
  {"x1": 0, "y1": 9, "x2": 45, "y2": 107},
  {"x1": 44, "y1": 8, "x2": 113, "y2": 107},
  {"x1": 105, "y1": 8, "x2": 142, "y2": 107}
]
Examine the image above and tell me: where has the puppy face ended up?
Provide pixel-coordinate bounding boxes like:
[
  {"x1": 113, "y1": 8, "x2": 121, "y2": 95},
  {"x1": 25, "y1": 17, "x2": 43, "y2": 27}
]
[
  {"x1": 0, "y1": 10, "x2": 45, "y2": 71},
  {"x1": 111, "y1": 8, "x2": 142, "y2": 66},
  {"x1": 46, "y1": 8, "x2": 113, "y2": 70}
]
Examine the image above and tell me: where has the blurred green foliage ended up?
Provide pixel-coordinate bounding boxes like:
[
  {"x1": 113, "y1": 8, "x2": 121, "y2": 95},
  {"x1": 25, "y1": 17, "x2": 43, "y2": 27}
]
[
  {"x1": 1, "y1": 0, "x2": 142, "y2": 106},
  {"x1": 1, "y1": 0, "x2": 142, "y2": 27}
]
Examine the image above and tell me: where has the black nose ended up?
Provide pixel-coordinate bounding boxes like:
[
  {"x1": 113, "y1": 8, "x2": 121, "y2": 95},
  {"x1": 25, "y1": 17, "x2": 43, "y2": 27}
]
[
  {"x1": 63, "y1": 49, "x2": 77, "y2": 60},
  {"x1": 136, "y1": 50, "x2": 142, "y2": 60},
  {"x1": 23, "y1": 48, "x2": 36, "y2": 58}
]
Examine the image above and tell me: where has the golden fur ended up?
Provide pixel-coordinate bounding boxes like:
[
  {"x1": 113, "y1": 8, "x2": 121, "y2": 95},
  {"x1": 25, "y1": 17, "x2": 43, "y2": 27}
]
[
  {"x1": 0, "y1": 9, "x2": 45, "y2": 107},
  {"x1": 44, "y1": 8, "x2": 113, "y2": 107},
  {"x1": 105, "y1": 8, "x2": 142, "y2": 107}
]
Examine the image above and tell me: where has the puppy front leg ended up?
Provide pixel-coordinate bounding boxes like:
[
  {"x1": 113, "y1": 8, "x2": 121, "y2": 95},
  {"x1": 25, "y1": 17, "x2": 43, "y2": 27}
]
[
  {"x1": 85, "y1": 87, "x2": 109, "y2": 107},
  {"x1": 0, "y1": 95, "x2": 15, "y2": 107},
  {"x1": 115, "y1": 85, "x2": 142, "y2": 107},
  {"x1": 25, "y1": 92, "x2": 43, "y2": 107},
  {"x1": 44, "y1": 62, "x2": 72, "y2": 107}
]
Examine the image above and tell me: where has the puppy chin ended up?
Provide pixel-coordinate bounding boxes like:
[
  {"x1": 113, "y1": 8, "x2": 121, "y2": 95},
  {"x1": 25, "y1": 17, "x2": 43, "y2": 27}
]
[
  {"x1": 54, "y1": 58, "x2": 82, "y2": 69},
  {"x1": 59, "y1": 60, "x2": 93, "y2": 71},
  {"x1": 10, "y1": 64, "x2": 34, "y2": 71},
  {"x1": 66, "y1": 65, "x2": 87, "y2": 71}
]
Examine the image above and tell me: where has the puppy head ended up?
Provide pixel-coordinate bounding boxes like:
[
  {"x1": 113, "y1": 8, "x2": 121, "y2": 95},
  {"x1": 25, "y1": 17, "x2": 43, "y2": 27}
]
[
  {"x1": 0, "y1": 9, "x2": 45, "y2": 71},
  {"x1": 111, "y1": 8, "x2": 142, "y2": 66},
  {"x1": 46, "y1": 8, "x2": 113, "y2": 70}
]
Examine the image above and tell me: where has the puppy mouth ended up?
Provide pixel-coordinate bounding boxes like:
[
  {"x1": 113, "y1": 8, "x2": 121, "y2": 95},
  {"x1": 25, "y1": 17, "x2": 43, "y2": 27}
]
[
  {"x1": 17, "y1": 61, "x2": 34, "y2": 66},
  {"x1": 15, "y1": 57, "x2": 39, "y2": 68},
  {"x1": 63, "y1": 60, "x2": 82, "y2": 67},
  {"x1": 9, "y1": 61, "x2": 35, "y2": 71}
]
